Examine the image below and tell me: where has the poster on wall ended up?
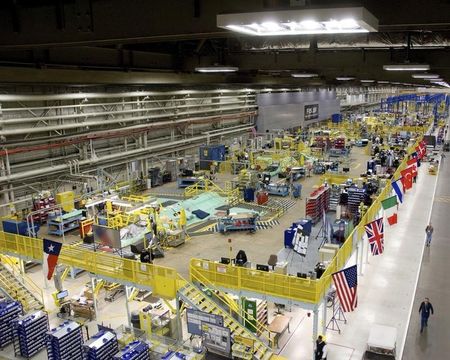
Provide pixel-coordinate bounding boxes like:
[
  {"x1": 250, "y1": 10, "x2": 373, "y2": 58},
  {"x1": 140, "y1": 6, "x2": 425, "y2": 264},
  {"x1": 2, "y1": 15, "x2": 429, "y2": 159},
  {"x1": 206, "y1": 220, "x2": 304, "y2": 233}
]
[
  {"x1": 186, "y1": 308, "x2": 224, "y2": 335},
  {"x1": 201, "y1": 321, "x2": 231, "y2": 354},
  {"x1": 305, "y1": 104, "x2": 319, "y2": 121}
]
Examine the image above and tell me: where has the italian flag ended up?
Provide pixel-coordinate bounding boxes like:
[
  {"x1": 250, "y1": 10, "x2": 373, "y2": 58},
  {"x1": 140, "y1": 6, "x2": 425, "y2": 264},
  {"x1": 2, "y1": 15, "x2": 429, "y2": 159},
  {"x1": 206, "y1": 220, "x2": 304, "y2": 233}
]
[{"x1": 381, "y1": 195, "x2": 398, "y2": 226}]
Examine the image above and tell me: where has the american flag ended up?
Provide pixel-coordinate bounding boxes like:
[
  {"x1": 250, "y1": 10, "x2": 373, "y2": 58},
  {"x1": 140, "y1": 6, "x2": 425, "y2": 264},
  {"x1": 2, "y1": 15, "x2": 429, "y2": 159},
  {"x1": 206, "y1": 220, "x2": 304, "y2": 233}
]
[
  {"x1": 332, "y1": 265, "x2": 358, "y2": 312},
  {"x1": 365, "y1": 218, "x2": 384, "y2": 255}
]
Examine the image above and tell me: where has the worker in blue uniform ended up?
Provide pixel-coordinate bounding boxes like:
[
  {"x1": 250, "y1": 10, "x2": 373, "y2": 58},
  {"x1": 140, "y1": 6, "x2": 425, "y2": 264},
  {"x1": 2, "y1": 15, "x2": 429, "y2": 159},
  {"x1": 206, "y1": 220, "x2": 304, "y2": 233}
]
[{"x1": 419, "y1": 297, "x2": 434, "y2": 333}]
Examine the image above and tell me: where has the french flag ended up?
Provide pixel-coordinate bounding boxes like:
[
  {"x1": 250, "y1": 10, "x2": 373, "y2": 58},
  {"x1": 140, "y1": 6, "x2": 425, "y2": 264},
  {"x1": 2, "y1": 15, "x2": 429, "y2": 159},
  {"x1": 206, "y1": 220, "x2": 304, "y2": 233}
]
[
  {"x1": 392, "y1": 177, "x2": 404, "y2": 203},
  {"x1": 43, "y1": 239, "x2": 63, "y2": 280}
]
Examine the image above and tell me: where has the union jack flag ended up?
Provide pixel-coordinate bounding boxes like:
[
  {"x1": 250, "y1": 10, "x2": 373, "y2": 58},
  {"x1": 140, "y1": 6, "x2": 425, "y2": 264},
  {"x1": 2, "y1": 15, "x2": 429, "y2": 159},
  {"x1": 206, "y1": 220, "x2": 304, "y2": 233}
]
[{"x1": 365, "y1": 218, "x2": 384, "y2": 255}]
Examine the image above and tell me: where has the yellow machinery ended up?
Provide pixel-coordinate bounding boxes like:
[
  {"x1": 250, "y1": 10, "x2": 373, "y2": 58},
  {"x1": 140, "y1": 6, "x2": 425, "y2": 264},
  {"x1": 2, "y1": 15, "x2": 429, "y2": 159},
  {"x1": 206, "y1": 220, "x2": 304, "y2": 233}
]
[
  {"x1": 274, "y1": 136, "x2": 307, "y2": 153},
  {"x1": 56, "y1": 191, "x2": 75, "y2": 212}
]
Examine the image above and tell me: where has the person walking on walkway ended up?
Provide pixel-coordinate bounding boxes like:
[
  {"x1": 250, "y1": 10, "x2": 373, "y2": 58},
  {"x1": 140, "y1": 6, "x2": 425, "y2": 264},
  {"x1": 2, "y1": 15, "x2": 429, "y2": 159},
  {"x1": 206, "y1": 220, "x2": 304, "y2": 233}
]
[
  {"x1": 425, "y1": 223, "x2": 434, "y2": 247},
  {"x1": 314, "y1": 335, "x2": 328, "y2": 360},
  {"x1": 419, "y1": 297, "x2": 434, "y2": 333}
]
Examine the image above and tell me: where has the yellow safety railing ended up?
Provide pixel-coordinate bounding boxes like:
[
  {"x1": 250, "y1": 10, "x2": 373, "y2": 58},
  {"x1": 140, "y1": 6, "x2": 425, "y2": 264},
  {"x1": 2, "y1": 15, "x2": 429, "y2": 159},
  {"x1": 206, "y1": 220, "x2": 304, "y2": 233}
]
[
  {"x1": 0, "y1": 232, "x2": 179, "y2": 299},
  {"x1": 189, "y1": 258, "x2": 320, "y2": 304},
  {"x1": 121, "y1": 195, "x2": 152, "y2": 203},
  {"x1": 96, "y1": 212, "x2": 141, "y2": 229}
]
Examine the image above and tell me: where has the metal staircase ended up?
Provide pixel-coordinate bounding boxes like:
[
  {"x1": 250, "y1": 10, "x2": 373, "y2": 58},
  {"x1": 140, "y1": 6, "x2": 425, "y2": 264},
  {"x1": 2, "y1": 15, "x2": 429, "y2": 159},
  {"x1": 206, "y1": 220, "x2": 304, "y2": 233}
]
[
  {"x1": 0, "y1": 261, "x2": 44, "y2": 312},
  {"x1": 177, "y1": 281, "x2": 274, "y2": 360}
]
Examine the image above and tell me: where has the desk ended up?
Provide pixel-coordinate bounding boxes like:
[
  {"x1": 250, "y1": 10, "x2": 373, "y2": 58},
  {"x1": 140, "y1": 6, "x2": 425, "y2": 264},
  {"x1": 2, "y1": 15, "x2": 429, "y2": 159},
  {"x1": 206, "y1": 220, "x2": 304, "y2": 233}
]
[
  {"x1": 70, "y1": 300, "x2": 95, "y2": 320},
  {"x1": 268, "y1": 315, "x2": 290, "y2": 348}
]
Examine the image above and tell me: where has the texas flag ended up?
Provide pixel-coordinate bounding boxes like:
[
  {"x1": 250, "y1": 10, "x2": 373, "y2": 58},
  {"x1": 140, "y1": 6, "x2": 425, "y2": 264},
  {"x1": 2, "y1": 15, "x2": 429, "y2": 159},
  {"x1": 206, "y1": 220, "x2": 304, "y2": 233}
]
[{"x1": 43, "y1": 239, "x2": 63, "y2": 280}]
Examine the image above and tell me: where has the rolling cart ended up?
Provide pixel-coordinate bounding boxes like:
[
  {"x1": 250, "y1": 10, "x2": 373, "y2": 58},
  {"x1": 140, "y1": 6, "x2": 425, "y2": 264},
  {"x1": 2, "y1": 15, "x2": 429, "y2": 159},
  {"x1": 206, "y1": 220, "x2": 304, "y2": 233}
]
[{"x1": 217, "y1": 213, "x2": 258, "y2": 233}]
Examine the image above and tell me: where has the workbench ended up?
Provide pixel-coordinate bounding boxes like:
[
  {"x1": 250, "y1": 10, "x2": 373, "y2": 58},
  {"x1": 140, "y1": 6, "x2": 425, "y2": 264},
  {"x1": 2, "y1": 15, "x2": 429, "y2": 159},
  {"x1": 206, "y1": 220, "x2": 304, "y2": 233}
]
[
  {"x1": 69, "y1": 299, "x2": 95, "y2": 320},
  {"x1": 363, "y1": 324, "x2": 397, "y2": 359},
  {"x1": 177, "y1": 177, "x2": 204, "y2": 188},
  {"x1": 47, "y1": 210, "x2": 84, "y2": 236},
  {"x1": 268, "y1": 315, "x2": 290, "y2": 348}
]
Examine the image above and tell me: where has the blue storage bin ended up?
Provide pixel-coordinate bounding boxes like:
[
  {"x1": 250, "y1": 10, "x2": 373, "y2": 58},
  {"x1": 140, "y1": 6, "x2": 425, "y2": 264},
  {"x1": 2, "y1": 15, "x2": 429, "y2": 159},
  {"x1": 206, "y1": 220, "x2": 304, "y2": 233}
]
[
  {"x1": 243, "y1": 188, "x2": 255, "y2": 202},
  {"x1": 284, "y1": 228, "x2": 296, "y2": 248}
]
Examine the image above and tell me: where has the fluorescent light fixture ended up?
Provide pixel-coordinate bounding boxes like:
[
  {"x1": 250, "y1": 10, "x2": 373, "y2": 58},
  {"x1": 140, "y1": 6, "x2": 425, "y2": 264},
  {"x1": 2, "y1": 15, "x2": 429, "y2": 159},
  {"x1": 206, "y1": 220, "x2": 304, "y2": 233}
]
[
  {"x1": 427, "y1": 78, "x2": 443, "y2": 82},
  {"x1": 291, "y1": 73, "x2": 318, "y2": 78},
  {"x1": 217, "y1": 7, "x2": 378, "y2": 36},
  {"x1": 336, "y1": 76, "x2": 355, "y2": 81},
  {"x1": 431, "y1": 81, "x2": 450, "y2": 88},
  {"x1": 360, "y1": 79, "x2": 375, "y2": 83},
  {"x1": 195, "y1": 66, "x2": 238, "y2": 73},
  {"x1": 383, "y1": 64, "x2": 430, "y2": 71},
  {"x1": 412, "y1": 73, "x2": 439, "y2": 79},
  {"x1": 378, "y1": 81, "x2": 389, "y2": 84}
]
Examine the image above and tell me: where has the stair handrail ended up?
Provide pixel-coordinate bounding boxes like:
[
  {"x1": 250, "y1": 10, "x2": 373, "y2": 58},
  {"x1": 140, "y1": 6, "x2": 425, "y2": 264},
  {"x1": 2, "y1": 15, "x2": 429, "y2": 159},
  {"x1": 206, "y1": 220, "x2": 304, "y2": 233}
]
[
  {"x1": 0, "y1": 270, "x2": 33, "y2": 311},
  {"x1": 187, "y1": 267, "x2": 275, "y2": 350},
  {"x1": 0, "y1": 256, "x2": 44, "y2": 308}
]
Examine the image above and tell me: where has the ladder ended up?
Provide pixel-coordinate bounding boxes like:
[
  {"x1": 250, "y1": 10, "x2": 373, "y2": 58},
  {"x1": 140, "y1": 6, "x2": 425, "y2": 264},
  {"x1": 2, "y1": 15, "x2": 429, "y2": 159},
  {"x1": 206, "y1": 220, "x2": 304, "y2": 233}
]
[{"x1": 177, "y1": 282, "x2": 273, "y2": 360}]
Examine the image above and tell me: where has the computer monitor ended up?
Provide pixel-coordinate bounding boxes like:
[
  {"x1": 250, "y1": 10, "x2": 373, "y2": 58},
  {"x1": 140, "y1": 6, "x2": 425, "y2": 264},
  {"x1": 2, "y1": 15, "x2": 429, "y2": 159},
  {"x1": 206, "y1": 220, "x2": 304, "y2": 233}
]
[
  {"x1": 131, "y1": 241, "x2": 145, "y2": 254},
  {"x1": 220, "y1": 257, "x2": 231, "y2": 264},
  {"x1": 57, "y1": 290, "x2": 68, "y2": 299},
  {"x1": 256, "y1": 264, "x2": 269, "y2": 272},
  {"x1": 297, "y1": 272, "x2": 307, "y2": 278}
]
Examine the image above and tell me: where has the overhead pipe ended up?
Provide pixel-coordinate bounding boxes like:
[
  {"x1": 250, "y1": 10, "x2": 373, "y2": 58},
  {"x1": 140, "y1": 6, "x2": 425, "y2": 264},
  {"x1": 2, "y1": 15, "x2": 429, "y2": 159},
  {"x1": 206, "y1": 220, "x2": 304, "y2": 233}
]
[
  {"x1": 0, "y1": 111, "x2": 256, "y2": 154},
  {"x1": 0, "y1": 125, "x2": 253, "y2": 185},
  {"x1": 0, "y1": 105, "x2": 257, "y2": 136},
  {"x1": 1, "y1": 100, "x2": 252, "y2": 124},
  {"x1": 0, "y1": 89, "x2": 257, "y2": 103},
  {"x1": 1, "y1": 94, "x2": 254, "y2": 113}
]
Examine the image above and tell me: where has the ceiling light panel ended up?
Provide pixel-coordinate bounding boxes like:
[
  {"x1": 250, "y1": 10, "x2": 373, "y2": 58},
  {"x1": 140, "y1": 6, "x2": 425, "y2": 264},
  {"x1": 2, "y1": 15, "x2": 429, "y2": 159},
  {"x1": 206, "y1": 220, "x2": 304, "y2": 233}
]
[
  {"x1": 383, "y1": 64, "x2": 430, "y2": 71},
  {"x1": 217, "y1": 7, "x2": 378, "y2": 36},
  {"x1": 336, "y1": 77, "x2": 355, "y2": 81},
  {"x1": 412, "y1": 73, "x2": 439, "y2": 79},
  {"x1": 291, "y1": 73, "x2": 318, "y2": 78},
  {"x1": 195, "y1": 66, "x2": 239, "y2": 73}
]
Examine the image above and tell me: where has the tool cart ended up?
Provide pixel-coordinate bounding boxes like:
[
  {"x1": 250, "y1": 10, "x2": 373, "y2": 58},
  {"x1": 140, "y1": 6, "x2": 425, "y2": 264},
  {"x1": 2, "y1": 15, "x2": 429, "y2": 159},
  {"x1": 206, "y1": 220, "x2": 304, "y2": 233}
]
[{"x1": 218, "y1": 213, "x2": 258, "y2": 233}]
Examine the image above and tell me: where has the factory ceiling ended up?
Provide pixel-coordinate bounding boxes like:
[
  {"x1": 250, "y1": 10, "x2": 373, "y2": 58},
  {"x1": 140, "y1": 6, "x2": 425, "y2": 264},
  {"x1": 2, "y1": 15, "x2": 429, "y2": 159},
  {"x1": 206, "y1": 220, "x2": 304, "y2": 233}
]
[{"x1": 0, "y1": 0, "x2": 449, "y2": 86}]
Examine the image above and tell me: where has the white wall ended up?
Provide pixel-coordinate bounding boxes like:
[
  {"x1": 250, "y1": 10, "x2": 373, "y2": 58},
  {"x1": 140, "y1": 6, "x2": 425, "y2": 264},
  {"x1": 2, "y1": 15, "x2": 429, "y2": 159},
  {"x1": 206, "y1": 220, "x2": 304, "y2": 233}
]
[{"x1": 256, "y1": 90, "x2": 340, "y2": 132}]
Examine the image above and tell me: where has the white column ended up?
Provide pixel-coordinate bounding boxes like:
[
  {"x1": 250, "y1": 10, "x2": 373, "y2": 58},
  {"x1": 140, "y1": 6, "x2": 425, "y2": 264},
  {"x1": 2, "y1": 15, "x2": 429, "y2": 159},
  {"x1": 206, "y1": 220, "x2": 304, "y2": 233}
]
[
  {"x1": 91, "y1": 276, "x2": 99, "y2": 317},
  {"x1": 312, "y1": 309, "x2": 319, "y2": 360},
  {"x1": 356, "y1": 242, "x2": 360, "y2": 275},
  {"x1": 125, "y1": 286, "x2": 132, "y2": 327},
  {"x1": 322, "y1": 300, "x2": 327, "y2": 335},
  {"x1": 365, "y1": 234, "x2": 370, "y2": 265},
  {"x1": 175, "y1": 294, "x2": 183, "y2": 341}
]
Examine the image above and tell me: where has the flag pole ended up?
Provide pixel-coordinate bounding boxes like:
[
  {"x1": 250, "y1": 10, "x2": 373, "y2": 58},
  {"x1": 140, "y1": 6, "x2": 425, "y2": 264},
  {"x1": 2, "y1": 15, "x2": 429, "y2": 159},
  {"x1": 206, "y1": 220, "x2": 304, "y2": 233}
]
[{"x1": 365, "y1": 233, "x2": 370, "y2": 264}]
